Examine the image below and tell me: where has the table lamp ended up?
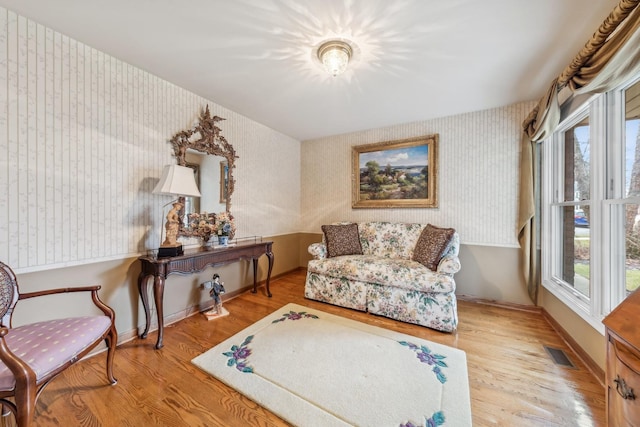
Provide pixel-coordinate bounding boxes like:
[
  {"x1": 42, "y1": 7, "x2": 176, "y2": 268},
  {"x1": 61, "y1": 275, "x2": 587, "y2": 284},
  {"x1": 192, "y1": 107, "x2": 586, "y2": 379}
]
[{"x1": 153, "y1": 164, "x2": 201, "y2": 257}]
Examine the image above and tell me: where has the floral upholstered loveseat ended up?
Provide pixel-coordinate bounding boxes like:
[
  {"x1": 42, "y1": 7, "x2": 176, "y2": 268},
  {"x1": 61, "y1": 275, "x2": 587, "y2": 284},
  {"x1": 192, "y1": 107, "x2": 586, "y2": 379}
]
[{"x1": 304, "y1": 221, "x2": 461, "y2": 332}]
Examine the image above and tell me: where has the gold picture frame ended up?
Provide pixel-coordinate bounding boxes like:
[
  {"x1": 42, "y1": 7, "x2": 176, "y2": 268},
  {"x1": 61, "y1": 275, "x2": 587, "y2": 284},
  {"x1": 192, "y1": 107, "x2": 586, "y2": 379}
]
[
  {"x1": 352, "y1": 135, "x2": 438, "y2": 208},
  {"x1": 219, "y1": 161, "x2": 229, "y2": 204}
]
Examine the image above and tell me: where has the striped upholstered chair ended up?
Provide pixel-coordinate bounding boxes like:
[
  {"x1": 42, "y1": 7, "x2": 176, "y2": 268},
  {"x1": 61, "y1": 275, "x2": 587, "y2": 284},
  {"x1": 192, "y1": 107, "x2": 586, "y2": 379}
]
[{"x1": 0, "y1": 261, "x2": 117, "y2": 427}]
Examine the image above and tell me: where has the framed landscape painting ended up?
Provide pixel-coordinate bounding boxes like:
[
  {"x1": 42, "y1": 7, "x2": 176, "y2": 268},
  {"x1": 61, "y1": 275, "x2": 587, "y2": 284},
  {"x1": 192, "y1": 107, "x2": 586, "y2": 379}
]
[{"x1": 352, "y1": 135, "x2": 438, "y2": 208}]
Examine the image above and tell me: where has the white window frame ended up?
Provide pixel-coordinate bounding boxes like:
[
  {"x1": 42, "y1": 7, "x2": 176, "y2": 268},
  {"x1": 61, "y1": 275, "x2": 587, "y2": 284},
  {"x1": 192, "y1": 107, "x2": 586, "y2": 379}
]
[
  {"x1": 541, "y1": 74, "x2": 640, "y2": 334},
  {"x1": 604, "y1": 75, "x2": 640, "y2": 312},
  {"x1": 542, "y1": 97, "x2": 604, "y2": 333}
]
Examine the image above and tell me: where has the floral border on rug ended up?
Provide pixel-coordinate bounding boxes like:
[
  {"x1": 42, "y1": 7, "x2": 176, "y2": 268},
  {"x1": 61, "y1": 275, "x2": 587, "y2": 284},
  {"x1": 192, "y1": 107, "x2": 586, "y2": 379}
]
[
  {"x1": 222, "y1": 335, "x2": 254, "y2": 373},
  {"x1": 398, "y1": 341, "x2": 450, "y2": 427},
  {"x1": 223, "y1": 311, "x2": 319, "y2": 374},
  {"x1": 398, "y1": 341, "x2": 448, "y2": 384},
  {"x1": 400, "y1": 411, "x2": 445, "y2": 427},
  {"x1": 272, "y1": 310, "x2": 319, "y2": 323}
]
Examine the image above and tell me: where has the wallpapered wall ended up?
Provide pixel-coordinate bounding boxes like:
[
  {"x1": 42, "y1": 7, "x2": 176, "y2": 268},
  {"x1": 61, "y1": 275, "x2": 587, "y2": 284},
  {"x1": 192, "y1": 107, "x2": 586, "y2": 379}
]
[
  {"x1": 0, "y1": 8, "x2": 301, "y2": 273},
  {"x1": 301, "y1": 101, "x2": 537, "y2": 247}
]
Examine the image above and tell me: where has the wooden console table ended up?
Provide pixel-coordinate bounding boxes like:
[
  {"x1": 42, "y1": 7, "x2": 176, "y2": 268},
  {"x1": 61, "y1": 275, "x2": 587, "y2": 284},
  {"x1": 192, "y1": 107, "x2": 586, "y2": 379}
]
[{"x1": 137, "y1": 240, "x2": 273, "y2": 349}]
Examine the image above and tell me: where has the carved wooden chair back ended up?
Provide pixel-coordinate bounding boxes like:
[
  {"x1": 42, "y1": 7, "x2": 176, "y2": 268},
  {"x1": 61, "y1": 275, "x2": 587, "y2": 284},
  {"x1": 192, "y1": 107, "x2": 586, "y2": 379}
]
[
  {"x1": 0, "y1": 261, "x2": 118, "y2": 427},
  {"x1": 0, "y1": 262, "x2": 19, "y2": 328}
]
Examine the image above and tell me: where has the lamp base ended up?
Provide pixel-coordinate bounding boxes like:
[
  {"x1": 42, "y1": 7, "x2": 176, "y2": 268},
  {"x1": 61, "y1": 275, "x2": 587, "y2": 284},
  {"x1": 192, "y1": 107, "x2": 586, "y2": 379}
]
[{"x1": 158, "y1": 245, "x2": 183, "y2": 258}]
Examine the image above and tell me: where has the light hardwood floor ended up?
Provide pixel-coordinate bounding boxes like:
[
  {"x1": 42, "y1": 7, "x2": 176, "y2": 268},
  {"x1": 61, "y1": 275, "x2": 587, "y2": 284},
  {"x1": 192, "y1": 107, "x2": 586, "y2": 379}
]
[{"x1": 8, "y1": 269, "x2": 606, "y2": 426}]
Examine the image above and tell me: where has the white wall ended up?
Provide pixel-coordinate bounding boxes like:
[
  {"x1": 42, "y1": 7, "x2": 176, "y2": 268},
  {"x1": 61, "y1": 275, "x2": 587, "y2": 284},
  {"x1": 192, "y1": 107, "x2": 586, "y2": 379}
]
[
  {"x1": 301, "y1": 102, "x2": 536, "y2": 246},
  {"x1": 0, "y1": 7, "x2": 301, "y2": 274},
  {"x1": 0, "y1": 7, "x2": 301, "y2": 341}
]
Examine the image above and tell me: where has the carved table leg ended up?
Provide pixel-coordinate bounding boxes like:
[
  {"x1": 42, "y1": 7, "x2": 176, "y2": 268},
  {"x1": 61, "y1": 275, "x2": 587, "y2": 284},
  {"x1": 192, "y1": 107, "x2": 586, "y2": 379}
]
[
  {"x1": 153, "y1": 274, "x2": 166, "y2": 349},
  {"x1": 251, "y1": 258, "x2": 259, "y2": 294},
  {"x1": 138, "y1": 272, "x2": 152, "y2": 339},
  {"x1": 265, "y1": 250, "x2": 273, "y2": 297},
  {"x1": 251, "y1": 251, "x2": 274, "y2": 297}
]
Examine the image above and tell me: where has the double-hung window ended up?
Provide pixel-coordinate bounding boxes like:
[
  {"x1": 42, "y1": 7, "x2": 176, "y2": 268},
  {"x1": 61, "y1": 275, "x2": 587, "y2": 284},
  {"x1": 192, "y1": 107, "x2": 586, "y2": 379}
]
[{"x1": 542, "y1": 74, "x2": 640, "y2": 332}]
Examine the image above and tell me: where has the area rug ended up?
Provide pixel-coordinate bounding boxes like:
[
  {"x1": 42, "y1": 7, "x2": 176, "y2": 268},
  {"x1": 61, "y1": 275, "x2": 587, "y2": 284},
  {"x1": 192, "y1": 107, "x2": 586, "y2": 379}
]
[{"x1": 192, "y1": 303, "x2": 472, "y2": 427}]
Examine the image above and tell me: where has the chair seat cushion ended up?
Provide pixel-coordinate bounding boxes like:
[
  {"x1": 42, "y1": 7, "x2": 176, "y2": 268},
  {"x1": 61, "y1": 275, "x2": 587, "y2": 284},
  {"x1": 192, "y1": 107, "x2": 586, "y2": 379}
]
[{"x1": 0, "y1": 316, "x2": 111, "y2": 391}]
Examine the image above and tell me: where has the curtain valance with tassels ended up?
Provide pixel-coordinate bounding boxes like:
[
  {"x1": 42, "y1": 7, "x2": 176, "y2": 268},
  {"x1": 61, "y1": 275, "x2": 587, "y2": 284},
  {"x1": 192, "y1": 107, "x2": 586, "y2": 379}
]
[{"x1": 518, "y1": 0, "x2": 640, "y2": 303}]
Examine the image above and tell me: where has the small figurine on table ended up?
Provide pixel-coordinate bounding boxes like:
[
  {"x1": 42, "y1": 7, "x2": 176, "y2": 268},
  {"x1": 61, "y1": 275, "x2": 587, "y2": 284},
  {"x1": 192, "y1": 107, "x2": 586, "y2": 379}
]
[{"x1": 202, "y1": 274, "x2": 229, "y2": 320}]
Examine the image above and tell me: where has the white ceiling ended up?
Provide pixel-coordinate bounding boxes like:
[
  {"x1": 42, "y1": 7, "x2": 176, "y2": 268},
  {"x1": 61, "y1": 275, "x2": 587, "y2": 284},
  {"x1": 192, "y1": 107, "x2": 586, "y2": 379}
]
[{"x1": 0, "y1": 0, "x2": 620, "y2": 141}]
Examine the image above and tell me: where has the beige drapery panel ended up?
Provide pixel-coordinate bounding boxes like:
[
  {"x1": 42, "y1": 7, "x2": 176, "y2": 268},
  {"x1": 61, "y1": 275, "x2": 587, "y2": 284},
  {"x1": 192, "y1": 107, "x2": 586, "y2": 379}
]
[{"x1": 518, "y1": 0, "x2": 640, "y2": 303}]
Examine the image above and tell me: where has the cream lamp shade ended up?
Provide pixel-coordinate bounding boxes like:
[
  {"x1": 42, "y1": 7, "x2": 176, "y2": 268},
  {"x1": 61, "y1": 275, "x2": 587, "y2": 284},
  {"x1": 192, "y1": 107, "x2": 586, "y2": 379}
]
[
  {"x1": 153, "y1": 164, "x2": 201, "y2": 257},
  {"x1": 153, "y1": 164, "x2": 201, "y2": 197}
]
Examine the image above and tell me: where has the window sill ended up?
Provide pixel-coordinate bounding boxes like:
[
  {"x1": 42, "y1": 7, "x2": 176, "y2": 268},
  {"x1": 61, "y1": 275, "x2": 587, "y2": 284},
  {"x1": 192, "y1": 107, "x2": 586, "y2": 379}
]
[{"x1": 541, "y1": 279, "x2": 605, "y2": 335}]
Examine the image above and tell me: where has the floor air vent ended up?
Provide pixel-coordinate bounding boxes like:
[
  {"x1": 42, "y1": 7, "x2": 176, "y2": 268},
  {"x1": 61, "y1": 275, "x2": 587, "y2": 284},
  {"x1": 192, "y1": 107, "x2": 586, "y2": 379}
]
[{"x1": 543, "y1": 345, "x2": 576, "y2": 369}]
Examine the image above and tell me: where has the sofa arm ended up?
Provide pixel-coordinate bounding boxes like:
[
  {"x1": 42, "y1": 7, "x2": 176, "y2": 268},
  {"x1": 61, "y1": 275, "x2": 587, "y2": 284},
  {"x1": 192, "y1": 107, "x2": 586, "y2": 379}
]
[
  {"x1": 308, "y1": 243, "x2": 328, "y2": 260},
  {"x1": 437, "y1": 254, "x2": 461, "y2": 275}
]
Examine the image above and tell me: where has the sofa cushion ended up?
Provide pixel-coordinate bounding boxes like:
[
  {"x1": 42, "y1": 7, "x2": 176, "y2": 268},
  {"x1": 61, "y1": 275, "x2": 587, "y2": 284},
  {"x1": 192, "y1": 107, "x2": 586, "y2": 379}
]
[
  {"x1": 358, "y1": 222, "x2": 424, "y2": 259},
  {"x1": 412, "y1": 224, "x2": 455, "y2": 270},
  {"x1": 307, "y1": 255, "x2": 455, "y2": 294},
  {"x1": 367, "y1": 285, "x2": 458, "y2": 332},
  {"x1": 322, "y1": 224, "x2": 363, "y2": 258}
]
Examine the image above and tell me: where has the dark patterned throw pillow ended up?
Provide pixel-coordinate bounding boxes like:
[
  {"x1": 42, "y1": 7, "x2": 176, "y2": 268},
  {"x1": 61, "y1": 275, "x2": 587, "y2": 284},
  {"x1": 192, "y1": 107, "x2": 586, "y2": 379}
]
[
  {"x1": 412, "y1": 224, "x2": 455, "y2": 271},
  {"x1": 322, "y1": 224, "x2": 363, "y2": 258}
]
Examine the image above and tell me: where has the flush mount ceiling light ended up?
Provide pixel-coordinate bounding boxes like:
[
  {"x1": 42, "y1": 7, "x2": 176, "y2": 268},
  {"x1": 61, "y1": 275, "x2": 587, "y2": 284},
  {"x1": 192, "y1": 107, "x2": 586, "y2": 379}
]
[{"x1": 317, "y1": 40, "x2": 353, "y2": 77}]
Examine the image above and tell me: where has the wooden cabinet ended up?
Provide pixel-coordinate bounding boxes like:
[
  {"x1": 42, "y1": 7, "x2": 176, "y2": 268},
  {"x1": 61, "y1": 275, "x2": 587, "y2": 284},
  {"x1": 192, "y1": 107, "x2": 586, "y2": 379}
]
[{"x1": 603, "y1": 290, "x2": 640, "y2": 426}]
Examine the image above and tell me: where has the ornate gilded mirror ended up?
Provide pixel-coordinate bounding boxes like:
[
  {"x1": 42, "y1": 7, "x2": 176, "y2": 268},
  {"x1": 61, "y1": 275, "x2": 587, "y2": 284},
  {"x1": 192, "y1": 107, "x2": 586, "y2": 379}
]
[{"x1": 169, "y1": 105, "x2": 237, "y2": 238}]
